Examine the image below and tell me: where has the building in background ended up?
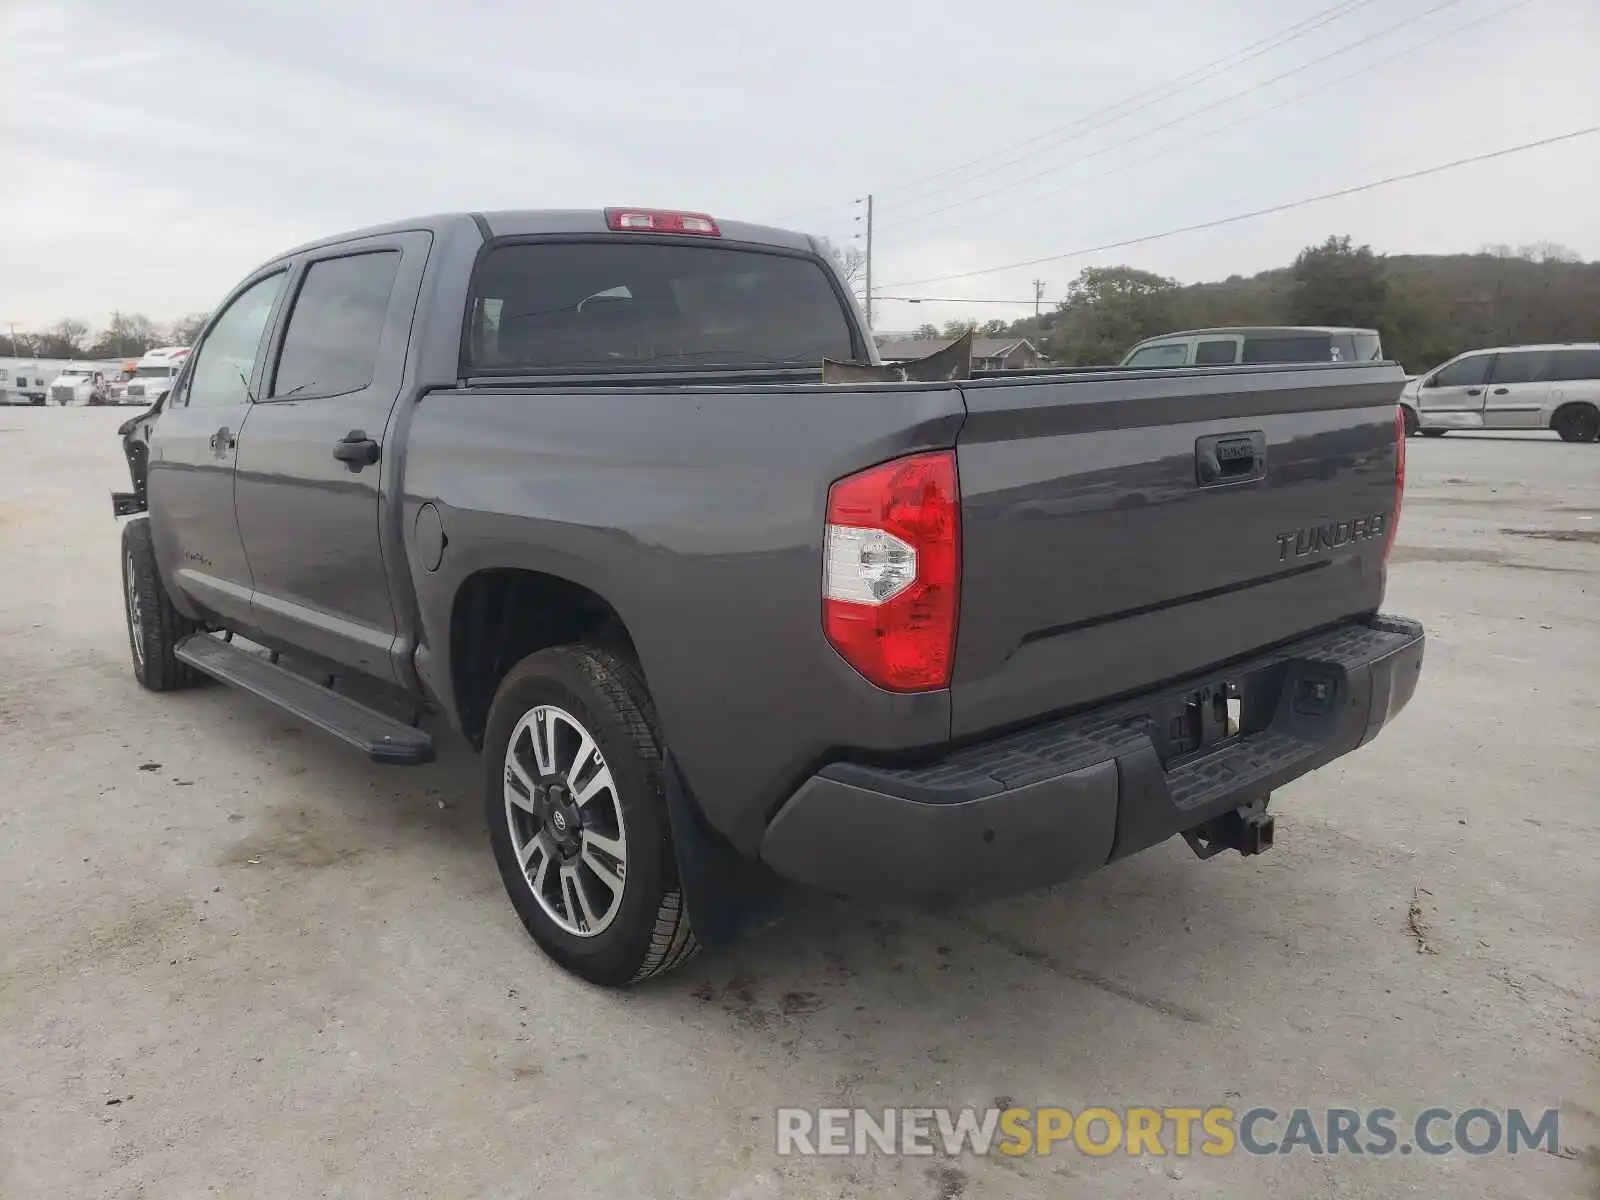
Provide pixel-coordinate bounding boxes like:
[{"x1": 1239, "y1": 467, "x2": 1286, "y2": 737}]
[{"x1": 875, "y1": 336, "x2": 1047, "y2": 371}]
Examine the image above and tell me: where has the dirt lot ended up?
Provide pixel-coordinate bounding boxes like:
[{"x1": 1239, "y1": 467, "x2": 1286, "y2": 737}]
[{"x1": 1, "y1": 408, "x2": 1595, "y2": 1200}]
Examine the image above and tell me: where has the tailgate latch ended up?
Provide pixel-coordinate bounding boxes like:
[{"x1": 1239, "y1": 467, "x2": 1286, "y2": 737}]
[{"x1": 1195, "y1": 431, "x2": 1266, "y2": 486}]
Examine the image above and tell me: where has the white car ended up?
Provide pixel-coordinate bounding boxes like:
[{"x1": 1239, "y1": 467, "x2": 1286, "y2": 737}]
[{"x1": 1402, "y1": 343, "x2": 1600, "y2": 443}]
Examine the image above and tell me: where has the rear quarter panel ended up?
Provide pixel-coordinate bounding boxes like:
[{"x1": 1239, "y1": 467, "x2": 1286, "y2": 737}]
[{"x1": 401, "y1": 383, "x2": 964, "y2": 852}]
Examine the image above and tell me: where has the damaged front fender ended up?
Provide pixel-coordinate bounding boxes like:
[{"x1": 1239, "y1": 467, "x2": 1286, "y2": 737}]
[{"x1": 111, "y1": 394, "x2": 165, "y2": 518}]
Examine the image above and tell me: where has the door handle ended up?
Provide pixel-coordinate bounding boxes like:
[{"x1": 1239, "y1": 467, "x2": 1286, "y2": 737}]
[
  {"x1": 1465, "y1": 388, "x2": 1483, "y2": 396},
  {"x1": 333, "y1": 430, "x2": 380, "y2": 471},
  {"x1": 1492, "y1": 387, "x2": 1509, "y2": 395}
]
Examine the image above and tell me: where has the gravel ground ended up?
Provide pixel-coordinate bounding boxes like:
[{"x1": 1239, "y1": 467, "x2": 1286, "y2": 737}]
[{"x1": 1, "y1": 408, "x2": 1595, "y2": 1200}]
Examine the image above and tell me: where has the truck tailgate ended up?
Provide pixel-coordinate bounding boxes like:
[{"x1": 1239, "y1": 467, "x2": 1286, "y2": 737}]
[{"x1": 952, "y1": 363, "x2": 1404, "y2": 737}]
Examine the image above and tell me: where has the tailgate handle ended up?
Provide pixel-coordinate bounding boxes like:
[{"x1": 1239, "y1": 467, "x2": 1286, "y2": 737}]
[{"x1": 1196, "y1": 431, "x2": 1266, "y2": 487}]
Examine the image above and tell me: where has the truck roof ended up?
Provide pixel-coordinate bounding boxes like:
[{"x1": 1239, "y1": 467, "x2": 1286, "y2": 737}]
[
  {"x1": 264, "y1": 209, "x2": 820, "y2": 268},
  {"x1": 1137, "y1": 325, "x2": 1381, "y2": 339}
]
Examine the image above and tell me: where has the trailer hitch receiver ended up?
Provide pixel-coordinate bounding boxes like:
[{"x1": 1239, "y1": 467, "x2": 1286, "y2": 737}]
[{"x1": 1183, "y1": 796, "x2": 1275, "y2": 860}]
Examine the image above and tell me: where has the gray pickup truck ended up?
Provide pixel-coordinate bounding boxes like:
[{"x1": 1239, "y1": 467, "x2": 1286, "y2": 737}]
[{"x1": 112, "y1": 207, "x2": 1424, "y2": 986}]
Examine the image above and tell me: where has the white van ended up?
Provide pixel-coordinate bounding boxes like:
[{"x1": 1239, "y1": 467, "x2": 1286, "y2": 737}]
[
  {"x1": 1120, "y1": 326, "x2": 1384, "y2": 369},
  {"x1": 122, "y1": 346, "x2": 191, "y2": 406},
  {"x1": 1402, "y1": 343, "x2": 1600, "y2": 442}
]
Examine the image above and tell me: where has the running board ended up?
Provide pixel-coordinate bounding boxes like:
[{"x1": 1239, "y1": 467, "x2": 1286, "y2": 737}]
[{"x1": 174, "y1": 635, "x2": 435, "y2": 765}]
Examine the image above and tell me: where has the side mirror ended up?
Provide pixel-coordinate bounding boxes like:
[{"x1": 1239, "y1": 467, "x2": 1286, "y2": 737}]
[{"x1": 1422, "y1": 374, "x2": 1439, "y2": 389}]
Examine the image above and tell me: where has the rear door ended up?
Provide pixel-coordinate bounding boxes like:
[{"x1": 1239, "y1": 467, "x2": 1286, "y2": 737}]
[
  {"x1": 1417, "y1": 351, "x2": 1493, "y2": 423},
  {"x1": 233, "y1": 230, "x2": 431, "y2": 683},
  {"x1": 145, "y1": 268, "x2": 288, "y2": 628},
  {"x1": 1484, "y1": 349, "x2": 1553, "y2": 429}
]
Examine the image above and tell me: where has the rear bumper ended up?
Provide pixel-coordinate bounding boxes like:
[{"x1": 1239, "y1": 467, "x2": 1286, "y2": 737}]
[{"x1": 759, "y1": 614, "x2": 1424, "y2": 900}]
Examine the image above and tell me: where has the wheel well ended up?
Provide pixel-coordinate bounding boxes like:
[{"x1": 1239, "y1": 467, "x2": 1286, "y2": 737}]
[
  {"x1": 449, "y1": 569, "x2": 636, "y2": 748},
  {"x1": 1550, "y1": 399, "x2": 1598, "y2": 426}
]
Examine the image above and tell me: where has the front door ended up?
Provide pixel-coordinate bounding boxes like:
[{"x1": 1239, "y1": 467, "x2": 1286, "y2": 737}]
[
  {"x1": 145, "y1": 269, "x2": 288, "y2": 629},
  {"x1": 232, "y1": 232, "x2": 430, "y2": 684},
  {"x1": 1417, "y1": 351, "x2": 1493, "y2": 429}
]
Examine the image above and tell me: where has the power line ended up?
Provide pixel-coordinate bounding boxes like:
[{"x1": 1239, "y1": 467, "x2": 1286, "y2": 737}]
[
  {"x1": 884, "y1": 0, "x2": 1472, "y2": 230},
  {"x1": 880, "y1": 0, "x2": 1530, "y2": 245},
  {"x1": 876, "y1": 296, "x2": 1044, "y2": 304},
  {"x1": 767, "y1": 0, "x2": 1377, "y2": 227},
  {"x1": 877, "y1": 125, "x2": 1600, "y2": 289},
  {"x1": 874, "y1": 0, "x2": 1380, "y2": 202}
]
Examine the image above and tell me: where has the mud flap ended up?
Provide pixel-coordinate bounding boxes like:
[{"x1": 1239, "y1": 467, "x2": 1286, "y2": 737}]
[{"x1": 661, "y1": 749, "x2": 786, "y2": 948}]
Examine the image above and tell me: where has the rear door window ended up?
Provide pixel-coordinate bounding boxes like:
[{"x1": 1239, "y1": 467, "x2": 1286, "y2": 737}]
[
  {"x1": 465, "y1": 242, "x2": 856, "y2": 373},
  {"x1": 1194, "y1": 339, "x2": 1238, "y2": 365},
  {"x1": 1124, "y1": 342, "x2": 1188, "y2": 368},
  {"x1": 1241, "y1": 335, "x2": 1333, "y2": 364},
  {"x1": 1488, "y1": 350, "x2": 1557, "y2": 385},
  {"x1": 271, "y1": 251, "x2": 400, "y2": 398}
]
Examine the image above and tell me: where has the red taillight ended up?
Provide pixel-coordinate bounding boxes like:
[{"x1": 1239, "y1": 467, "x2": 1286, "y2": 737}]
[
  {"x1": 604, "y1": 208, "x2": 720, "y2": 237},
  {"x1": 823, "y1": 451, "x2": 960, "y2": 692},
  {"x1": 1384, "y1": 406, "x2": 1405, "y2": 562}
]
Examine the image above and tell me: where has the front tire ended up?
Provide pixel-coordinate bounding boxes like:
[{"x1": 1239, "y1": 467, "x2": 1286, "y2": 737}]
[
  {"x1": 1401, "y1": 405, "x2": 1419, "y2": 437},
  {"x1": 1420, "y1": 428, "x2": 1447, "y2": 438},
  {"x1": 484, "y1": 645, "x2": 699, "y2": 987},
  {"x1": 121, "y1": 518, "x2": 203, "y2": 691}
]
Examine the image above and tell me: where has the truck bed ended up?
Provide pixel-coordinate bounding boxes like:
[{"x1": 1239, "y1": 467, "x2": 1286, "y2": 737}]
[{"x1": 401, "y1": 360, "x2": 1405, "y2": 856}]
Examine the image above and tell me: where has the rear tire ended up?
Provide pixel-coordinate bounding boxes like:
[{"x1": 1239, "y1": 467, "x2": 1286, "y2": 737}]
[
  {"x1": 484, "y1": 644, "x2": 699, "y2": 987},
  {"x1": 1552, "y1": 403, "x2": 1599, "y2": 444},
  {"x1": 121, "y1": 518, "x2": 203, "y2": 691}
]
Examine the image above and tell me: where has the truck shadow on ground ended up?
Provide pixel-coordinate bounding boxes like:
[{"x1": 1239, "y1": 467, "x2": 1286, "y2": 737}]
[{"x1": 195, "y1": 687, "x2": 1254, "y2": 1042}]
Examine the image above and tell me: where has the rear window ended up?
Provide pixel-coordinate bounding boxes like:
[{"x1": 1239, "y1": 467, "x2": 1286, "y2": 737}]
[
  {"x1": 134, "y1": 365, "x2": 177, "y2": 378},
  {"x1": 466, "y1": 241, "x2": 856, "y2": 374},
  {"x1": 1241, "y1": 335, "x2": 1333, "y2": 364},
  {"x1": 1194, "y1": 339, "x2": 1237, "y2": 365}
]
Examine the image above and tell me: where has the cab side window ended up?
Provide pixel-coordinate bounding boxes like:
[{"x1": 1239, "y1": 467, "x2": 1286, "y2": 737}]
[
  {"x1": 1430, "y1": 354, "x2": 1491, "y2": 388},
  {"x1": 270, "y1": 251, "x2": 400, "y2": 399},
  {"x1": 1194, "y1": 339, "x2": 1238, "y2": 365},
  {"x1": 183, "y1": 272, "x2": 286, "y2": 408},
  {"x1": 1125, "y1": 343, "x2": 1187, "y2": 368}
]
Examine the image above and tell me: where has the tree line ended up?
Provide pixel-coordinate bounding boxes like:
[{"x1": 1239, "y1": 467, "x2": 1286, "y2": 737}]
[
  {"x1": 994, "y1": 237, "x2": 1595, "y2": 372},
  {"x1": 4, "y1": 311, "x2": 209, "y2": 360}
]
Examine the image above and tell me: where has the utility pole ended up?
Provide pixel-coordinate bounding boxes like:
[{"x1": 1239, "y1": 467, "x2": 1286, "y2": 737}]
[
  {"x1": 1032, "y1": 279, "x2": 1047, "y2": 317},
  {"x1": 855, "y1": 194, "x2": 874, "y2": 331}
]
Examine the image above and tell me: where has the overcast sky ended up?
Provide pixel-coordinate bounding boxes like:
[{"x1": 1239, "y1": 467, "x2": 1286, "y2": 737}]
[{"x1": 2, "y1": 0, "x2": 1596, "y2": 335}]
